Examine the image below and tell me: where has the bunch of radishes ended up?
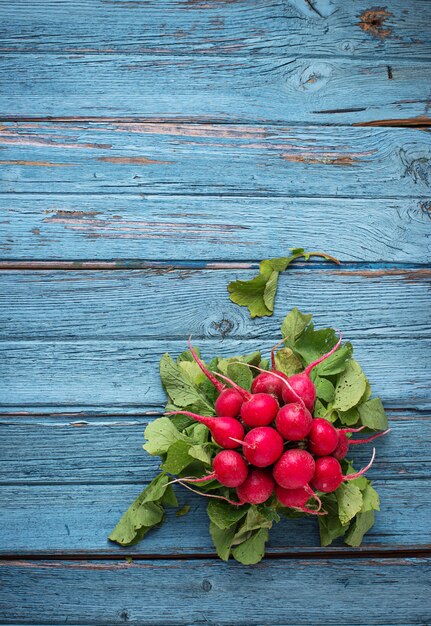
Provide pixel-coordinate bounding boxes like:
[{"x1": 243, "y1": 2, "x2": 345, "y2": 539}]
[{"x1": 168, "y1": 338, "x2": 388, "y2": 515}]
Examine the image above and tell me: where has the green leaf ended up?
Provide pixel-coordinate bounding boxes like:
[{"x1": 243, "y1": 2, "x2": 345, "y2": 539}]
[
  {"x1": 336, "y1": 482, "x2": 363, "y2": 525},
  {"x1": 281, "y1": 308, "x2": 312, "y2": 346},
  {"x1": 167, "y1": 410, "x2": 195, "y2": 431},
  {"x1": 108, "y1": 474, "x2": 169, "y2": 546},
  {"x1": 318, "y1": 496, "x2": 349, "y2": 547},
  {"x1": 176, "y1": 348, "x2": 198, "y2": 363},
  {"x1": 294, "y1": 326, "x2": 338, "y2": 364},
  {"x1": 333, "y1": 360, "x2": 368, "y2": 412},
  {"x1": 226, "y1": 362, "x2": 253, "y2": 391},
  {"x1": 263, "y1": 270, "x2": 280, "y2": 312},
  {"x1": 345, "y1": 510, "x2": 375, "y2": 547},
  {"x1": 316, "y1": 343, "x2": 353, "y2": 376},
  {"x1": 337, "y1": 407, "x2": 360, "y2": 426},
  {"x1": 259, "y1": 358, "x2": 270, "y2": 371},
  {"x1": 232, "y1": 528, "x2": 269, "y2": 565},
  {"x1": 343, "y1": 460, "x2": 368, "y2": 490},
  {"x1": 358, "y1": 398, "x2": 388, "y2": 430},
  {"x1": 159, "y1": 353, "x2": 214, "y2": 415},
  {"x1": 228, "y1": 273, "x2": 272, "y2": 318},
  {"x1": 361, "y1": 483, "x2": 380, "y2": 512},
  {"x1": 161, "y1": 440, "x2": 193, "y2": 474},
  {"x1": 207, "y1": 499, "x2": 248, "y2": 530},
  {"x1": 228, "y1": 251, "x2": 339, "y2": 318},
  {"x1": 260, "y1": 257, "x2": 291, "y2": 274},
  {"x1": 242, "y1": 351, "x2": 263, "y2": 366},
  {"x1": 183, "y1": 422, "x2": 209, "y2": 444},
  {"x1": 161, "y1": 485, "x2": 179, "y2": 508},
  {"x1": 139, "y1": 473, "x2": 171, "y2": 504},
  {"x1": 274, "y1": 348, "x2": 303, "y2": 377},
  {"x1": 359, "y1": 381, "x2": 372, "y2": 404},
  {"x1": 176, "y1": 504, "x2": 191, "y2": 517},
  {"x1": 178, "y1": 361, "x2": 206, "y2": 386},
  {"x1": 189, "y1": 444, "x2": 213, "y2": 466},
  {"x1": 143, "y1": 417, "x2": 187, "y2": 456},
  {"x1": 210, "y1": 521, "x2": 237, "y2": 561},
  {"x1": 241, "y1": 506, "x2": 275, "y2": 530},
  {"x1": 131, "y1": 501, "x2": 163, "y2": 528},
  {"x1": 109, "y1": 502, "x2": 163, "y2": 546},
  {"x1": 313, "y1": 398, "x2": 330, "y2": 419},
  {"x1": 314, "y1": 375, "x2": 335, "y2": 403},
  {"x1": 232, "y1": 505, "x2": 276, "y2": 544},
  {"x1": 217, "y1": 351, "x2": 262, "y2": 374},
  {"x1": 198, "y1": 356, "x2": 221, "y2": 405}
]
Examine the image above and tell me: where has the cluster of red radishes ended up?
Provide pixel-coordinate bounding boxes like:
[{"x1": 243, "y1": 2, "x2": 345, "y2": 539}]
[{"x1": 168, "y1": 338, "x2": 387, "y2": 514}]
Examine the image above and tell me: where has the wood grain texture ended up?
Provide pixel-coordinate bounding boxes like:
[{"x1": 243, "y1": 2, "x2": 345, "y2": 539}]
[
  {"x1": 0, "y1": 413, "x2": 424, "y2": 484},
  {"x1": 1, "y1": 269, "x2": 430, "y2": 340},
  {"x1": 0, "y1": 558, "x2": 430, "y2": 625},
  {"x1": 1, "y1": 195, "x2": 430, "y2": 262},
  {"x1": 1, "y1": 3, "x2": 430, "y2": 621},
  {"x1": 0, "y1": 338, "x2": 429, "y2": 410},
  {"x1": 0, "y1": 123, "x2": 430, "y2": 196},
  {"x1": 0, "y1": 56, "x2": 429, "y2": 122},
  {"x1": 1, "y1": 479, "x2": 430, "y2": 555},
  {"x1": 1, "y1": 0, "x2": 429, "y2": 58}
]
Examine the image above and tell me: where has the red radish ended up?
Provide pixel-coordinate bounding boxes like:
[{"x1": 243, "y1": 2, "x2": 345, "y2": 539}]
[
  {"x1": 251, "y1": 370, "x2": 287, "y2": 401},
  {"x1": 166, "y1": 411, "x2": 244, "y2": 449},
  {"x1": 333, "y1": 428, "x2": 390, "y2": 460},
  {"x1": 273, "y1": 449, "x2": 315, "y2": 490},
  {"x1": 236, "y1": 468, "x2": 274, "y2": 504},
  {"x1": 187, "y1": 339, "x2": 243, "y2": 418},
  {"x1": 312, "y1": 448, "x2": 376, "y2": 493},
  {"x1": 276, "y1": 403, "x2": 313, "y2": 441},
  {"x1": 332, "y1": 432, "x2": 350, "y2": 461},
  {"x1": 308, "y1": 418, "x2": 339, "y2": 456},
  {"x1": 282, "y1": 334, "x2": 342, "y2": 410},
  {"x1": 240, "y1": 363, "x2": 312, "y2": 411},
  {"x1": 250, "y1": 338, "x2": 289, "y2": 401},
  {"x1": 240, "y1": 393, "x2": 279, "y2": 427},
  {"x1": 235, "y1": 427, "x2": 284, "y2": 468},
  {"x1": 211, "y1": 450, "x2": 248, "y2": 487},
  {"x1": 215, "y1": 388, "x2": 243, "y2": 419},
  {"x1": 176, "y1": 450, "x2": 248, "y2": 488},
  {"x1": 213, "y1": 371, "x2": 279, "y2": 428},
  {"x1": 275, "y1": 485, "x2": 325, "y2": 516}
]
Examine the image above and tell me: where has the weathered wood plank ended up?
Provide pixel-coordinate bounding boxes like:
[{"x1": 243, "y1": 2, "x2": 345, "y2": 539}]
[
  {"x1": 1, "y1": 195, "x2": 430, "y2": 262},
  {"x1": 0, "y1": 558, "x2": 429, "y2": 624},
  {"x1": 0, "y1": 269, "x2": 429, "y2": 340},
  {"x1": 1, "y1": 0, "x2": 429, "y2": 58},
  {"x1": 0, "y1": 413, "x2": 420, "y2": 484},
  {"x1": 0, "y1": 339, "x2": 429, "y2": 410},
  {"x1": 0, "y1": 123, "x2": 430, "y2": 197},
  {"x1": 1, "y1": 479, "x2": 429, "y2": 555},
  {"x1": 0, "y1": 57, "x2": 429, "y2": 123}
]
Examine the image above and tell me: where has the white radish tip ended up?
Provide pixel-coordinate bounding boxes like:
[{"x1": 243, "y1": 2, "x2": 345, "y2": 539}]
[
  {"x1": 300, "y1": 507, "x2": 328, "y2": 516},
  {"x1": 345, "y1": 447, "x2": 376, "y2": 481},
  {"x1": 229, "y1": 437, "x2": 253, "y2": 449},
  {"x1": 177, "y1": 480, "x2": 244, "y2": 506}
]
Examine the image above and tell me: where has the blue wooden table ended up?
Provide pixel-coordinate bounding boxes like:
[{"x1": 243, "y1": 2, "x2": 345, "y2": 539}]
[{"x1": 1, "y1": 1, "x2": 430, "y2": 623}]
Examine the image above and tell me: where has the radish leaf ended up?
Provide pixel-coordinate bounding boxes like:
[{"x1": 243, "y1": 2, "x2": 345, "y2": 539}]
[{"x1": 228, "y1": 249, "x2": 339, "y2": 318}]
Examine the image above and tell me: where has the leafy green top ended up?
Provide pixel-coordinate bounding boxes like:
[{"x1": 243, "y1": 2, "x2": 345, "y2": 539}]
[
  {"x1": 227, "y1": 249, "x2": 340, "y2": 318},
  {"x1": 109, "y1": 308, "x2": 387, "y2": 564}
]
